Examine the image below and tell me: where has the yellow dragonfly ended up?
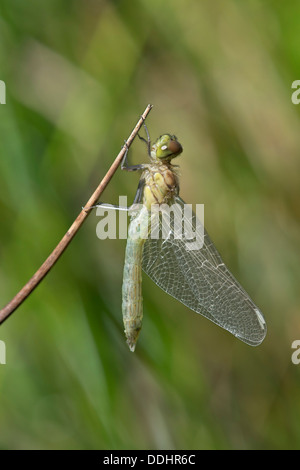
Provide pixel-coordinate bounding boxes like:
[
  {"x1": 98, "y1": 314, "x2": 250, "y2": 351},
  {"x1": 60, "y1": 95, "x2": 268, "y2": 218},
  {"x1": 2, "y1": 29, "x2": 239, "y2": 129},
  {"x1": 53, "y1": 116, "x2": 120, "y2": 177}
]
[{"x1": 97, "y1": 127, "x2": 267, "y2": 351}]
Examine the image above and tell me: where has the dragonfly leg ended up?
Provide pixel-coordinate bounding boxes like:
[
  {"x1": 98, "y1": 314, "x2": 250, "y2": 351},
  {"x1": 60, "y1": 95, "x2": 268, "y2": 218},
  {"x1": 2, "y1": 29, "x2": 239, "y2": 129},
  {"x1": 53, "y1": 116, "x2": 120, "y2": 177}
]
[
  {"x1": 82, "y1": 179, "x2": 145, "y2": 212},
  {"x1": 83, "y1": 202, "x2": 129, "y2": 212},
  {"x1": 132, "y1": 178, "x2": 145, "y2": 204},
  {"x1": 137, "y1": 121, "x2": 151, "y2": 157},
  {"x1": 121, "y1": 140, "x2": 144, "y2": 172}
]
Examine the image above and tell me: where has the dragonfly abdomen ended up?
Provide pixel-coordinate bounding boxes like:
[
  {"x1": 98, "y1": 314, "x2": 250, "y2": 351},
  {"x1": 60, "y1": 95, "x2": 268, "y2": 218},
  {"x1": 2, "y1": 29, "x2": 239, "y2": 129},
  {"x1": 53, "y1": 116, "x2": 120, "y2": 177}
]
[
  {"x1": 122, "y1": 165, "x2": 179, "y2": 352},
  {"x1": 122, "y1": 236, "x2": 145, "y2": 351},
  {"x1": 122, "y1": 208, "x2": 150, "y2": 352}
]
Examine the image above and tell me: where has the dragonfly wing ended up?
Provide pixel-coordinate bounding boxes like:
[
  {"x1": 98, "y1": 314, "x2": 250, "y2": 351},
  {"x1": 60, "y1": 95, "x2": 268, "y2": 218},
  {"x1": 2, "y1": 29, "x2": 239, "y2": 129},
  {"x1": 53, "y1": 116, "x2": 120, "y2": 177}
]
[{"x1": 142, "y1": 196, "x2": 267, "y2": 346}]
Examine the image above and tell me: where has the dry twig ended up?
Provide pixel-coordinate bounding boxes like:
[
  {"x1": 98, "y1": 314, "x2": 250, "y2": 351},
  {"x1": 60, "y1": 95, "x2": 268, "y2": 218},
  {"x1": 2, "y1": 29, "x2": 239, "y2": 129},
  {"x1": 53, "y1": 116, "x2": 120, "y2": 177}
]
[{"x1": 0, "y1": 104, "x2": 153, "y2": 324}]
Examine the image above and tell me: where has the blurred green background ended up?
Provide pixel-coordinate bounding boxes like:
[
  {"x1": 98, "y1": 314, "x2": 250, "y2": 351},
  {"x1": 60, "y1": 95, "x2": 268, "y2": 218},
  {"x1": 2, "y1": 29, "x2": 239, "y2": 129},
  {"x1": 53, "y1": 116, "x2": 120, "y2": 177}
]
[{"x1": 0, "y1": 0, "x2": 300, "y2": 450}]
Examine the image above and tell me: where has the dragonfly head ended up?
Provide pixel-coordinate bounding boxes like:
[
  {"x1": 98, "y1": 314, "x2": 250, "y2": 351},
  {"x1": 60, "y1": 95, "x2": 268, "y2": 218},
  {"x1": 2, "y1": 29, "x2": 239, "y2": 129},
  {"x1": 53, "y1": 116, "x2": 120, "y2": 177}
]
[{"x1": 151, "y1": 134, "x2": 183, "y2": 162}]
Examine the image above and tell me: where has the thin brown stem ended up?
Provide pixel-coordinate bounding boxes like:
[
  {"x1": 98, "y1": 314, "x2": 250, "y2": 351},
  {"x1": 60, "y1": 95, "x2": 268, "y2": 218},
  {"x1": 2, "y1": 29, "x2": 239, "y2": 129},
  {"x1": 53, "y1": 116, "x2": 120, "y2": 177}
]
[{"x1": 0, "y1": 104, "x2": 153, "y2": 325}]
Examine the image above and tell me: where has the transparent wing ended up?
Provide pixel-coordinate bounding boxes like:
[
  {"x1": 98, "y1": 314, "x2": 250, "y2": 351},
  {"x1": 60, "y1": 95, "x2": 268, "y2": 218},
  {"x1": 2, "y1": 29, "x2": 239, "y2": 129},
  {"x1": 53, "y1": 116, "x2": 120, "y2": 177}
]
[{"x1": 142, "y1": 196, "x2": 267, "y2": 346}]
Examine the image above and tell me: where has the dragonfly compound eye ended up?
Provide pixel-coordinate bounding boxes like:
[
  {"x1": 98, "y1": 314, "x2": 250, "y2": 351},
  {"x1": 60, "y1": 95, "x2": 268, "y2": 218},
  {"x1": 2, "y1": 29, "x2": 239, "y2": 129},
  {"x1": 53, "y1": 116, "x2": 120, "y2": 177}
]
[{"x1": 168, "y1": 139, "x2": 183, "y2": 156}]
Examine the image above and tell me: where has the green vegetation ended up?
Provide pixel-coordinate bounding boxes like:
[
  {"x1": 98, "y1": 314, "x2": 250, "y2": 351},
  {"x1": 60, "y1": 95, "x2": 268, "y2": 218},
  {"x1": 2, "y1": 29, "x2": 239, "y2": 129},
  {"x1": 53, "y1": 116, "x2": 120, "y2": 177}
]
[{"x1": 0, "y1": 0, "x2": 299, "y2": 450}]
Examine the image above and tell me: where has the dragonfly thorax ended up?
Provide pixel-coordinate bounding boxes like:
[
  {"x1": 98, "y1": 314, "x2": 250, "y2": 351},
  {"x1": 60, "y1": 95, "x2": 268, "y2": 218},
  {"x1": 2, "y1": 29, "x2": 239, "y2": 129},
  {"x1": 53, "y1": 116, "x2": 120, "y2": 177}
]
[{"x1": 142, "y1": 163, "x2": 179, "y2": 211}]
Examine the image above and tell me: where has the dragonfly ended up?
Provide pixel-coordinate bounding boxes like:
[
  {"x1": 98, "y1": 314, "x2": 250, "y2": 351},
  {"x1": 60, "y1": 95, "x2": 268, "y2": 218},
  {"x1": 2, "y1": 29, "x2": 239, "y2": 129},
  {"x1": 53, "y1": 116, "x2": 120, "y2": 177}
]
[{"x1": 98, "y1": 126, "x2": 267, "y2": 352}]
